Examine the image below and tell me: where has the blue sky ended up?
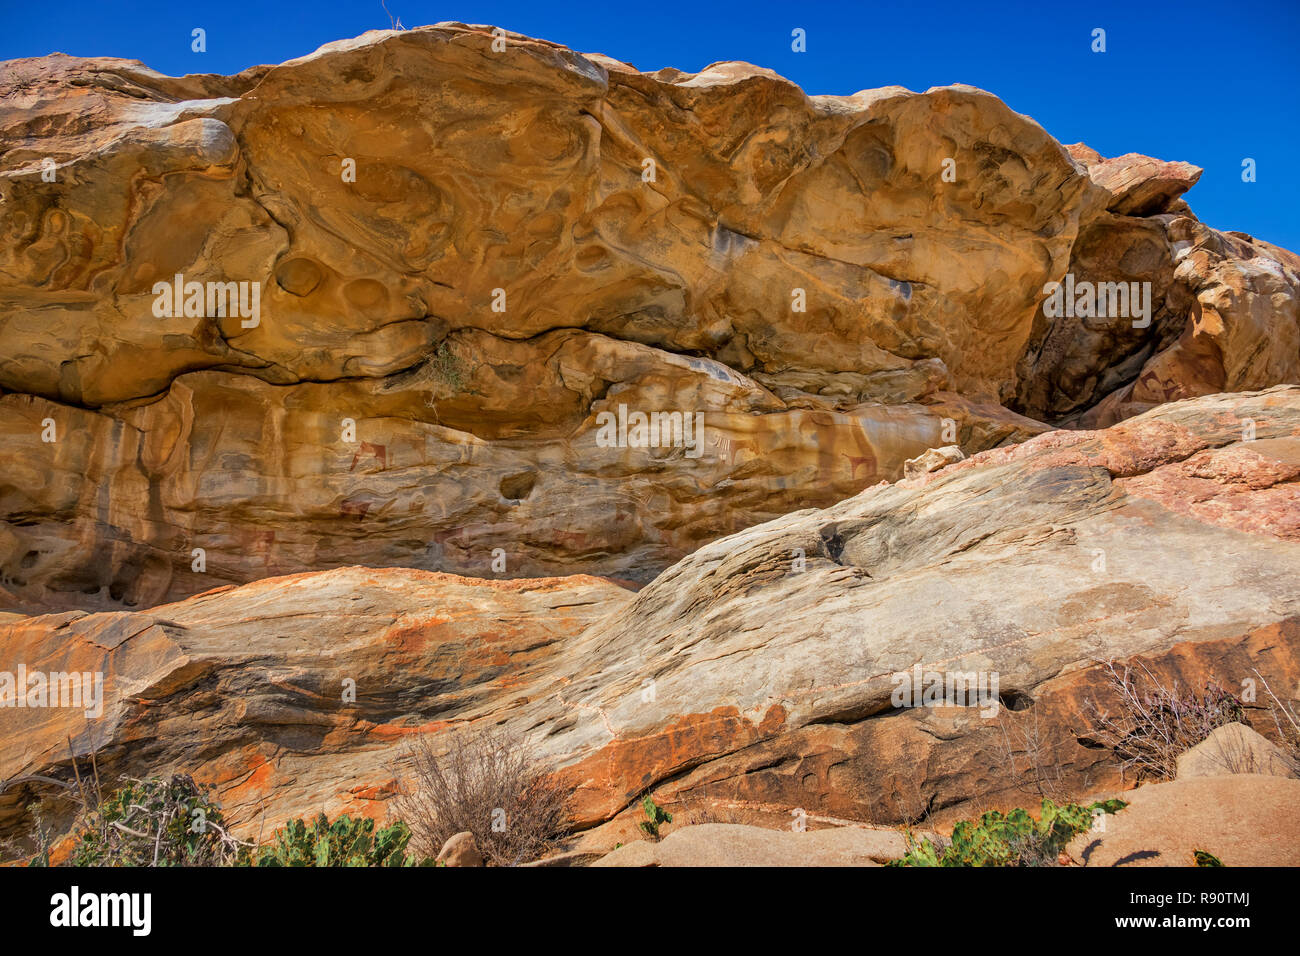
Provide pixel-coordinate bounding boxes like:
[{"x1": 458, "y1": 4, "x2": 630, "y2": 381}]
[{"x1": 4, "y1": 0, "x2": 1297, "y2": 250}]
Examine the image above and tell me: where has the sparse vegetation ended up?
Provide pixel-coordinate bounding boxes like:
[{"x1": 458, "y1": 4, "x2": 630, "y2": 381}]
[
  {"x1": 393, "y1": 728, "x2": 570, "y2": 866},
  {"x1": 889, "y1": 798, "x2": 1126, "y2": 867},
  {"x1": 639, "y1": 794, "x2": 672, "y2": 840},
  {"x1": 886, "y1": 776, "x2": 940, "y2": 829},
  {"x1": 429, "y1": 341, "x2": 466, "y2": 391},
  {"x1": 379, "y1": 0, "x2": 406, "y2": 31},
  {"x1": 996, "y1": 705, "x2": 1086, "y2": 801},
  {"x1": 1, "y1": 749, "x2": 429, "y2": 867},
  {"x1": 423, "y1": 340, "x2": 471, "y2": 423},
  {"x1": 1082, "y1": 660, "x2": 1245, "y2": 782},
  {"x1": 1254, "y1": 668, "x2": 1300, "y2": 771},
  {"x1": 673, "y1": 788, "x2": 750, "y2": 827}
]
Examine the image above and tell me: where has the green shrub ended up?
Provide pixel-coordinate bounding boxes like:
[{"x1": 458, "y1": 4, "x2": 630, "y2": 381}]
[
  {"x1": 68, "y1": 774, "x2": 250, "y2": 867},
  {"x1": 1193, "y1": 849, "x2": 1224, "y2": 867},
  {"x1": 639, "y1": 795, "x2": 672, "y2": 840},
  {"x1": 890, "y1": 798, "x2": 1127, "y2": 867},
  {"x1": 254, "y1": 813, "x2": 429, "y2": 867}
]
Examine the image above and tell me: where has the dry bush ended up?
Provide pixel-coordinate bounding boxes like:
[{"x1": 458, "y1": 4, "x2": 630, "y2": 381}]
[
  {"x1": 885, "y1": 775, "x2": 939, "y2": 829},
  {"x1": 671, "y1": 798, "x2": 727, "y2": 828},
  {"x1": 996, "y1": 706, "x2": 1077, "y2": 801},
  {"x1": 1082, "y1": 660, "x2": 1244, "y2": 782},
  {"x1": 1255, "y1": 668, "x2": 1300, "y2": 771},
  {"x1": 394, "y1": 727, "x2": 570, "y2": 866},
  {"x1": 886, "y1": 779, "x2": 949, "y2": 858},
  {"x1": 1005, "y1": 830, "x2": 1066, "y2": 868},
  {"x1": 1197, "y1": 730, "x2": 1265, "y2": 774},
  {"x1": 669, "y1": 784, "x2": 764, "y2": 828},
  {"x1": 0, "y1": 799, "x2": 58, "y2": 866}
]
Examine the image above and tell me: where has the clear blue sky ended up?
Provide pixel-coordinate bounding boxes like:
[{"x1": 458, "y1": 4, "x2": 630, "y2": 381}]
[{"x1": 4, "y1": 0, "x2": 1298, "y2": 251}]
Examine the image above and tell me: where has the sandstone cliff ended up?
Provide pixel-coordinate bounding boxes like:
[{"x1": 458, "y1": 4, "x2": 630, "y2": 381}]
[
  {"x1": 2, "y1": 386, "x2": 1296, "y2": 853},
  {"x1": 2, "y1": 24, "x2": 1297, "y2": 612}
]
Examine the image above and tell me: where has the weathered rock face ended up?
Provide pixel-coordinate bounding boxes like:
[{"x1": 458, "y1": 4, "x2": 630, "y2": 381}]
[
  {"x1": 1065, "y1": 775, "x2": 1300, "y2": 867},
  {"x1": 1175, "y1": 723, "x2": 1298, "y2": 780},
  {"x1": 0, "y1": 566, "x2": 632, "y2": 845},
  {"x1": 590, "y1": 822, "x2": 913, "y2": 867},
  {"x1": 2, "y1": 387, "x2": 1297, "y2": 853},
  {"x1": 2, "y1": 24, "x2": 1296, "y2": 613},
  {"x1": 546, "y1": 386, "x2": 1300, "y2": 837},
  {"x1": 1070, "y1": 220, "x2": 1300, "y2": 428},
  {"x1": 1019, "y1": 145, "x2": 1300, "y2": 428}
]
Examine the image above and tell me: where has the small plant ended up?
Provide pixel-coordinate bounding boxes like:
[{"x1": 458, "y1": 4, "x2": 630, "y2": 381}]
[
  {"x1": 675, "y1": 790, "x2": 747, "y2": 827},
  {"x1": 430, "y1": 341, "x2": 465, "y2": 391},
  {"x1": 1083, "y1": 660, "x2": 1245, "y2": 782},
  {"x1": 639, "y1": 795, "x2": 672, "y2": 840},
  {"x1": 1193, "y1": 849, "x2": 1224, "y2": 867},
  {"x1": 889, "y1": 798, "x2": 1126, "y2": 867},
  {"x1": 254, "y1": 813, "x2": 426, "y2": 867},
  {"x1": 379, "y1": 0, "x2": 406, "y2": 31},
  {"x1": 423, "y1": 341, "x2": 473, "y2": 424}
]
